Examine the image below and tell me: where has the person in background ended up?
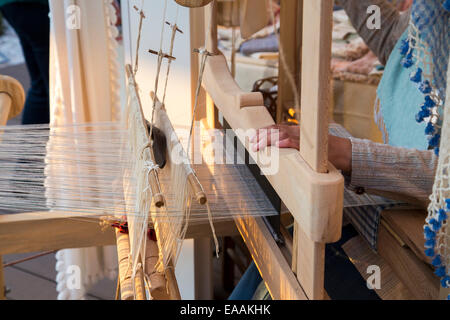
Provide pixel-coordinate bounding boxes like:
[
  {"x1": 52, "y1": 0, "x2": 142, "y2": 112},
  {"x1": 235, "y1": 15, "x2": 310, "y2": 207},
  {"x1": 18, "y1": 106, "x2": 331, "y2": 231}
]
[{"x1": 0, "y1": 0, "x2": 50, "y2": 124}]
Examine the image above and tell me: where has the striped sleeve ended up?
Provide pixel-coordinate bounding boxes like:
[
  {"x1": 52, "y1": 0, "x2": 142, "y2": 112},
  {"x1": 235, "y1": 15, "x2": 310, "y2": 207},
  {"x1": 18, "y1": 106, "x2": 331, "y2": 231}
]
[{"x1": 349, "y1": 137, "x2": 437, "y2": 203}]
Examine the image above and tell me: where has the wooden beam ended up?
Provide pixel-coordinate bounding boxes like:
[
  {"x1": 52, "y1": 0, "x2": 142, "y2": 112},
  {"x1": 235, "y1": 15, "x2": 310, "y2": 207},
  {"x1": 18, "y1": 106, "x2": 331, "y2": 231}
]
[
  {"x1": 235, "y1": 215, "x2": 307, "y2": 300},
  {"x1": 378, "y1": 222, "x2": 439, "y2": 300},
  {"x1": 239, "y1": 0, "x2": 269, "y2": 40},
  {"x1": 300, "y1": 0, "x2": 333, "y2": 173},
  {"x1": 0, "y1": 212, "x2": 116, "y2": 255},
  {"x1": 0, "y1": 211, "x2": 237, "y2": 256},
  {"x1": 205, "y1": 0, "x2": 219, "y2": 55},
  {"x1": 381, "y1": 209, "x2": 429, "y2": 263},
  {"x1": 165, "y1": 261, "x2": 182, "y2": 300},
  {"x1": 115, "y1": 228, "x2": 134, "y2": 300},
  {"x1": 292, "y1": 0, "x2": 333, "y2": 300},
  {"x1": 194, "y1": 238, "x2": 214, "y2": 299},
  {"x1": 294, "y1": 222, "x2": 325, "y2": 299},
  {"x1": 277, "y1": 0, "x2": 303, "y2": 123}
]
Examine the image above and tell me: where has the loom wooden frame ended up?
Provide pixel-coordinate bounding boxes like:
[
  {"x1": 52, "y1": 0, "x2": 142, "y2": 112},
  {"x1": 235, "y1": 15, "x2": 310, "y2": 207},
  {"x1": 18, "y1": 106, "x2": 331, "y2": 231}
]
[
  {"x1": 197, "y1": 0, "x2": 447, "y2": 300},
  {"x1": 1, "y1": 0, "x2": 447, "y2": 301},
  {"x1": 198, "y1": 0, "x2": 343, "y2": 300}
]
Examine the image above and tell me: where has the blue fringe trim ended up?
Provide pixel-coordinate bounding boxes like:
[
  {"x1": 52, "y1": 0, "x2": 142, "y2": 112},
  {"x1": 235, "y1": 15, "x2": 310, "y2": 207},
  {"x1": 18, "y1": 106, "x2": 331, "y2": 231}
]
[
  {"x1": 424, "y1": 200, "x2": 450, "y2": 291},
  {"x1": 399, "y1": 34, "x2": 441, "y2": 152}
]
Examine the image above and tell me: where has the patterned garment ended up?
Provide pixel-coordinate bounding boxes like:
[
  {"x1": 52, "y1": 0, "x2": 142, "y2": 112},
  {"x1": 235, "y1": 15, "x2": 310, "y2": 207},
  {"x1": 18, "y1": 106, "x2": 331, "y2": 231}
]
[
  {"x1": 410, "y1": 0, "x2": 449, "y2": 98},
  {"x1": 330, "y1": 124, "x2": 400, "y2": 250}
]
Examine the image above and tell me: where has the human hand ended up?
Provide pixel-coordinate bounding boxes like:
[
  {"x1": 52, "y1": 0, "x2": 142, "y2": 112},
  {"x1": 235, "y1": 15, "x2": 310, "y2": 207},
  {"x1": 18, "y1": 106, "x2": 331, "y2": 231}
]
[
  {"x1": 251, "y1": 124, "x2": 352, "y2": 175},
  {"x1": 250, "y1": 124, "x2": 300, "y2": 152}
]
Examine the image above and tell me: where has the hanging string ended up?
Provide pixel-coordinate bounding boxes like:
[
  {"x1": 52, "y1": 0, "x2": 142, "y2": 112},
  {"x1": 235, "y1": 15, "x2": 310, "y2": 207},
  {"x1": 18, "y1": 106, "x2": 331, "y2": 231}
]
[
  {"x1": 161, "y1": 5, "x2": 181, "y2": 105},
  {"x1": 186, "y1": 50, "x2": 209, "y2": 157},
  {"x1": 148, "y1": 0, "x2": 169, "y2": 146},
  {"x1": 133, "y1": 0, "x2": 146, "y2": 75}
]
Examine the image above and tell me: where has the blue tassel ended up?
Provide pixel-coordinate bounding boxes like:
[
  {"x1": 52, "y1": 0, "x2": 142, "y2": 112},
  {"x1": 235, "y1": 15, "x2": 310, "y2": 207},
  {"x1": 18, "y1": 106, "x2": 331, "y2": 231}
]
[
  {"x1": 425, "y1": 239, "x2": 436, "y2": 248},
  {"x1": 446, "y1": 198, "x2": 450, "y2": 209},
  {"x1": 424, "y1": 225, "x2": 436, "y2": 239},
  {"x1": 431, "y1": 255, "x2": 441, "y2": 267},
  {"x1": 441, "y1": 276, "x2": 450, "y2": 288},
  {"x1": 429, "y1": 218, "x2": 442, "y2": 232},
  {"x1": 425, "y1": 122, "x2": 435, "y2": 135},
  {"x1": 425, "y1": 248, "x2": 435, "y2": 257},
  {"x1": 399, "y1": 39, "x2": 410, "y2": 55},
  {"x1": 419, "y1": 80, "x2": 432, "y2": 94},
  {"x1": 438, "y1": 209, "x2": 448, "y2": 223},
  {"x1": 428, "y1": 134, "x2": 441, "y2": 148},
  {"x1": 424, "y1": 95, "x2": 436, "y2": 108},
  {"x1": 410, "y1": 68, "x2": 422, "y2": 83},
  {"x1": 402, "y1": 57, "x2": 414, "y2": 68},
  {"x1": 416, "y1": 111, "x2": 426, "y2": 123},
  {"x1": 444, "y1": 0, "x2": 450, "y2": 11},
  {"x1": 435, "y1": 267, "x2": 447, "y2": 278},
  {"x1": 401, "y1": 52, "x2": 414, "y2": 68},
  {"x1": 435, "y1": 147, "x2": 440, "y2": 156}
]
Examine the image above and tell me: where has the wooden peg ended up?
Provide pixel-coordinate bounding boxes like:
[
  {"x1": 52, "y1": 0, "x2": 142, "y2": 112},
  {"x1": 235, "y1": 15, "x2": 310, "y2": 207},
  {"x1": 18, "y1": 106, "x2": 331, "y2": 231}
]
[
  {"x1": 188, "y1": 173, "x2": 207, "y2": 205},
  {"x1": 148, "y1": 171, "x2": 165, "y2": 208},
  {"x1": 165, "y1": 21, "x2": 184, "y2": 34},
  {"x1": 193, "y1": 48, "x2": 214, "y2": 57},
  {"x1": 133, "y1": 5, "x2": 146, "y2": 18},
  {"x1": 148, "y1": 49, "x2": 177, "y2": 61}
]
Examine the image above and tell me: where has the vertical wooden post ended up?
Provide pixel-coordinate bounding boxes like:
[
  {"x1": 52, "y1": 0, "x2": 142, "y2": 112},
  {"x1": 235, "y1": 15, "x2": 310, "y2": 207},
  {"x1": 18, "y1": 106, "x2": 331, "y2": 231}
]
[
  {"x1": 299, "y1": 0, "x2": 333, "y2": 173},
  {"x1": 205, "y1": 0, "x2": 219, "y2": 55},
  {"x1": 294, "y1": 0, "x2": 333, "y2": 300},
  {"x1": 115, "y1": 228, "x2": 134, "y2": 300},
  {"x1": 276, "y1": 0, "x2": 303, "y2": 123},
  {"x1": 165, "y1": 261, "x2": 182, "y2": 300},
  {"x1": 190, "y1": 5, "x2": 207, "y2": 122},
  {"x1": 194, "y1": 238, "x2": 214, "y2": 299}
]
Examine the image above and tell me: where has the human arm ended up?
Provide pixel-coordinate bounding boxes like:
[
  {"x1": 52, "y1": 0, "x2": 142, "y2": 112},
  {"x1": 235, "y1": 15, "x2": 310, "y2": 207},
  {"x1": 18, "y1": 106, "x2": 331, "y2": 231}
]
[
  {"x1": 336, "y1": 0, "x2": 410, "y2": 65},
  {"x1": 251, "y1": 123, "x2": 437, "y2": 205}
]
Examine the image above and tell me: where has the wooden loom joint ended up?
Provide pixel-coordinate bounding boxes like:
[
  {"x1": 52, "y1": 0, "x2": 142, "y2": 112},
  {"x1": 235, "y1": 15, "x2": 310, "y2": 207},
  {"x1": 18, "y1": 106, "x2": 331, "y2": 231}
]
[{"x1": 188, "y1": 173, "x2": 207, "y2": 205}]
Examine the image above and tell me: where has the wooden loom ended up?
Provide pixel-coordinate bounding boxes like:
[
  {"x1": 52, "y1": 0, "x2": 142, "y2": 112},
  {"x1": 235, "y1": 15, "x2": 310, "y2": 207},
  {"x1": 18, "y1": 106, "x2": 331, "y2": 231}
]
[
  {"x1": 1, "y1": 0, "x2": 447, "y2": 301},
  {"x1": 186, "y1": 0, "x2": 449, "y2": 300},
  {"x1": 188, "y1": 0, "x2": 344, "y2": 300}
]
